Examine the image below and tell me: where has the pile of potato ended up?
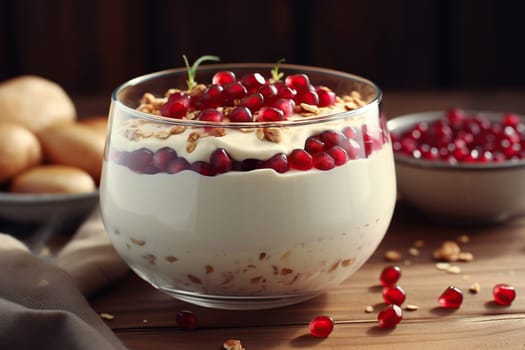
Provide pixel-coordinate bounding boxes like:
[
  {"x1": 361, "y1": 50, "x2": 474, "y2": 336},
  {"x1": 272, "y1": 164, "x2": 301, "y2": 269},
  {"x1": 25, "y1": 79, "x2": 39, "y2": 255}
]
[{"x1": 0, "y1": 75, "x2": 107, "y2": 194}]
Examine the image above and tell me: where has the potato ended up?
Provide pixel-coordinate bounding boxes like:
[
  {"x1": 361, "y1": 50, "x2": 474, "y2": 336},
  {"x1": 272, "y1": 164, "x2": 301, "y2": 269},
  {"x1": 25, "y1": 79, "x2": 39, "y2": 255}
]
[
  {"x1": 0, "y1": 75, "x2": 76, "y2": 132},
  {"x1": 0, "y1": 123, "x2": 43, "y2": 182},
  {"x1": 9, "y1": 165, "x2": 95, "y2": 194},
  {"x1": 37, "y1": 123, "x2": 105, "y2": 183}
]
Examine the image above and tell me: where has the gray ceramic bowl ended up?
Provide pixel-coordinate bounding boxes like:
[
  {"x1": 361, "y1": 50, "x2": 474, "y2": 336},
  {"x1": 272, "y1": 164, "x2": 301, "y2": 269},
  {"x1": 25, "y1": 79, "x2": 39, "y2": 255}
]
[
  {"x1": 387, "y1": 110, "x2": 525, "y2": 225},
  {"x1": 0, "y1": 190, "x2": 99, "y2": 223}
]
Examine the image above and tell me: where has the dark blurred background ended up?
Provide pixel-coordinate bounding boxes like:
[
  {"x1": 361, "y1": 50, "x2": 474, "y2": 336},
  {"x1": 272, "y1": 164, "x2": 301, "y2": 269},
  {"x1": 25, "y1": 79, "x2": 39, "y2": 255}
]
[{"x1": 1, "y1": 0, "x2": 525, "y2": 96}]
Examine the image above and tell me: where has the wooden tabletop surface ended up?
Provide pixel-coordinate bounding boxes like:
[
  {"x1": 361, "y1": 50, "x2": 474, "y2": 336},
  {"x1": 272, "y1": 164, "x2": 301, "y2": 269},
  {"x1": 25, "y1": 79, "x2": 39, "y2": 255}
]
[{"x1": 87, "y1": 90, "x2": 525, "y2": 349}]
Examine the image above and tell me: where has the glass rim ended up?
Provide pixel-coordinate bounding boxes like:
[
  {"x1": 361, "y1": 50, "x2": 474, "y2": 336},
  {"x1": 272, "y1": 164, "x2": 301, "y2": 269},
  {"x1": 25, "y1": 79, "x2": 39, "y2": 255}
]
[{"x1": 111, "y1": 63, "x2": 383, "y2": 129}]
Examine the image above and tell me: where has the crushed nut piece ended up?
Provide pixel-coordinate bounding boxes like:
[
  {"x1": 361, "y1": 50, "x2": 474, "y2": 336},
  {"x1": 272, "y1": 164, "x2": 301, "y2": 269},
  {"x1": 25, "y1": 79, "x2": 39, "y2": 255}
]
[
  {"x1": 256, "y1": 128, "x2": 265, "y2": 140},
  {"x1": 445, "y1": 265, "x2": 461, "y2": 274},
  {"x1": 263, "y1": 127, "x2": 282, "y2": 142},
  {"x1": 458, "y1": 251, "x2": 474, "y2": 262},
  {"x1": 435, "y1": 262, "x2": 451, "y2": 271},
  {"x1": 186, "y1": 142, "x2": 196, "y2": 153},
  {"x1": 433, "y1": 240, "x2": 461, "y2": 262},
  {"x1": 100, "y1": 313, "x2": 115, "y2": 320},
  {"x1": 405, "y1": 304, "x2": 419, "y2": 311},
  {"x1": 208, "y1": 127, "x2": 226, "y2": 137},
  {"x1": 384, "y1": 250, "x2": 402, "y2": 262},
  {"x1": 165, "y1": 256, "x2": 178, "y2": 263},
  {"x1": 408, "y1": 247, "x2": 420, "y2": 256},
  {"x1": 224, "y1": 339, "x2": 245, "y2": 350},
  {"x1": 365, "y1": 305, "x2": 374, "y2": 313},
  {"x1": 189, "y1": 84, "x2": 207, "y2": 97},
  {"x1": 469, "y1": 282, "x2": 481, "y2": 294},
  {"x1": 344, "y1": 101, "x2": 359, "y2": 110},
  {"x1": 188, "y1": 131, "x2": 201, "y2": 142},
  {"x1": 300, "y1": 103, "x2": 320, "y2": 114},
  {"x1": 155, "y1": 130, "x2": 170, "y2": 139},
  {"x1": 457, "y1": 234, "x2": 470, "y2": 244},
  {"x1": 130, "y1": 238, "x2": 146, "y2": 246}
]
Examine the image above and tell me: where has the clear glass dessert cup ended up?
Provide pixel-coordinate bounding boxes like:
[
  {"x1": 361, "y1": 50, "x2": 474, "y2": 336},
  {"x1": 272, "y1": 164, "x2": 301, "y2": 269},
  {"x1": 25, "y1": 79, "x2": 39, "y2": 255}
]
[{"x1": 100, "y1": 63, "x2": 397, "y2": 310}]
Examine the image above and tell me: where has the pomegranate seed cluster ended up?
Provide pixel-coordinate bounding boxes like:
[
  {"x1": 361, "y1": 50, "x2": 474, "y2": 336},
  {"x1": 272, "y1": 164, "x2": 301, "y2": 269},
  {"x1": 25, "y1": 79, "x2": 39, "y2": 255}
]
[
  {"x1": 392, "y1": 108, "x2": 525, "y2": 163},
  {"x1": 111, "y1": 68, "x2": 386, "y2": 176}
]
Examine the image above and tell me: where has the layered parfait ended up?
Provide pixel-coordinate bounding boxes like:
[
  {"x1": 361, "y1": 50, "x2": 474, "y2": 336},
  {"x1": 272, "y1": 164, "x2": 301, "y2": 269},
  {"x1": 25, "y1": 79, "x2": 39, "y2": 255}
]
[{"x1": 100, "y1": 58, "x2": 396, "y2": 308}]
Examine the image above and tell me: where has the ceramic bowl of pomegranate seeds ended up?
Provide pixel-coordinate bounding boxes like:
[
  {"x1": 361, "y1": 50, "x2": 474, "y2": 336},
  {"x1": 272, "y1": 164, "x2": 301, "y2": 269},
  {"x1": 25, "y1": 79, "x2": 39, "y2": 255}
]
[
  {"x1": 100, "y1": 58, "x2": 397, "y2": 309},
  {"x1": 388, "y1": 108, "x2": 525, "y2": 224}
]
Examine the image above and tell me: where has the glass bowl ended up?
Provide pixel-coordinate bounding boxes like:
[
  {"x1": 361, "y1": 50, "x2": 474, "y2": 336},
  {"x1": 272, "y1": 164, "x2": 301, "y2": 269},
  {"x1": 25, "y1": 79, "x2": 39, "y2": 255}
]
[{"x1": 100, "y1": 63, "x2": 396, "y2": 309}]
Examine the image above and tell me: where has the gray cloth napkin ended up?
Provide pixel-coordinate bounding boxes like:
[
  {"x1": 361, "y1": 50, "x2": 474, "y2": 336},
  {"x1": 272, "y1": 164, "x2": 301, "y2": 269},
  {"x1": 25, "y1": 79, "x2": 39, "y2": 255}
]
[{"x1": 0, "y1": 209, "x2": 129, "y2": 350}]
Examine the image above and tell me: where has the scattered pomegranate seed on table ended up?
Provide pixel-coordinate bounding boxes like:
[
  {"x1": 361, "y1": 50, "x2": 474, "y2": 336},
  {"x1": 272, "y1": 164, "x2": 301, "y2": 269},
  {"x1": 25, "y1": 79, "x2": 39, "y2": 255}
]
[
  {"x1": 308, "y1": 315, "x2": 335, "y2": 338},
  {"x1": 380, "y1": 265, "x2": 402, "y2": 287},
  {"x1": 382, "y1": 285, "x2": 407, "y2": 306},
  {"x1": 377, "y1": 304, "x2": 403, "y2": 329},
  {"x1": 176, "y1": 309, "x2": 198, "y2": 330},
  {"x1": 493, "y1": 284, "x2": 516, "y2": 306},
  {"x1": 438, "y1": 286, "x2": 463, "y2": 309}
]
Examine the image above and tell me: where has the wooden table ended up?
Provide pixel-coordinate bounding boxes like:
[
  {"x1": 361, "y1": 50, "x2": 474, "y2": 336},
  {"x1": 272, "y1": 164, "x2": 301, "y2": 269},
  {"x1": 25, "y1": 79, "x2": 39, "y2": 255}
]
[{"x1": 88, "y1": 90, "x2": 525, "y2": 349}]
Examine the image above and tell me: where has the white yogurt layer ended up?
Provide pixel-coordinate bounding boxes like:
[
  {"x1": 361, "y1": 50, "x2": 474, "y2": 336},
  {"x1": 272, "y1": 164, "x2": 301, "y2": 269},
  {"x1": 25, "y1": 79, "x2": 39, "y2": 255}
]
[
  {"x1": 100, "y1": 145, "x2": 396, "y2": 296},
  {"x1": 110, "y1": 102, "x2": 379, "y2": 163}
]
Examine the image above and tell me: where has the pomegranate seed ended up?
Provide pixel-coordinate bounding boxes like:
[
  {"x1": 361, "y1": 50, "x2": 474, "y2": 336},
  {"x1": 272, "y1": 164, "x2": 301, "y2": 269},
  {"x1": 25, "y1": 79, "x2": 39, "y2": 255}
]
[
  {"x1": 362, "y1": 125, "x2": 382, "y2": 157},
  {"x1": 393, "y1": 108, "x2": 525, "y2": 164},
  {"x1": 153, "y1": 147, "x2": 177, "y2": 171},
  {"x1": 200, "y1": 84, "x2": 224, "y2": 108},
  {"x1": 288, "y1": 149, "x2": 313, "y2": 170},
  {"x1": 502, "y1": 113, "x2": 521, "y2": 128},
  {"x1": 257, "y1": 106, "x2": 284, "y2": 122},
  {"x1": 264, "y1": 153, "x2": 289, "y2": 173},
  {"x1": 447, "y1": 108, "x2": 466, "y2": 125},
  {"x1": 271, "y1": 98, "x2": 295, "y2": 117},
  {"x1": 239, "y1": 93, "x2": 264, "y2": 112},
  {"x1": 285, "y1": 74, "x2": 311, "y2": 92},
  {"x1": 380, "y1": 265, "x2": 401, "y2": 287},
  {"x1": 438, "y1": 286, "x2": 463, "y2": 308},
  {"x1": 127, "y1": 148, "x2": 153, "y2": 173},
  {"x1": 240, "y1": 158, "x2": 263, "y2": 171},
  {"x1": 345, "y1": 139, "x2": 361, "y2": 159},
  {"x1": 326, "y1": 145, "x2": 349, "y2": 166},
  {"x1": 343, "y1": 126, "x2": 357, "y2": 139},
  {"x1": 228, "y1": 106, "x2": 253, "y2": 122},
  {"x1": 377, "y1": 304, "x2": 402, "y2": 329},
  {"x1": 316, "y1": 86, "x2": 336, "y2": 107},
  {"x1": 224, "y1": 81, "x2": 248, "y2": 103},
  {"x1": 312, "y1": 152, "x2": 335, "y2": 170},
  {"x1": 190, "y1": 161, "x2": 216, "y2": 176},
  {"x1": 167, "y1": 158, "x2": 190, "y2": 174},
  {"x1": 210, "y1": 148, "x2": 233, "y2": 173},
  {"x1": 305, "y1": 136, "x2": 325, "y2": 154},
  {"x1": 275, "y1": 83, "x2": 297, "y2": 100},
  {"x1": 198, "y1": 108, "x2": 224, "y2": 122},
  {"x1": 160, "y1": 92, "x2": 190, "y2": 119},
  {"x1": 382, "y1": 285, "x2": 406, "y2": 306},
  {"x1": 493, "y1": 283, "x2": 516, "y2": 306},
  {"x1": 258, "y1": 83, "x2": 278, "y2": 102},
  {"x1": 212, "y1": 71, "x2": 236, "y2": 86},
  {"x1": 308, "y1": 315, "x2": 334, "y2": 338},
  {"x1": 320, "y1": 130, "x2": 348, "y2": 149},
  {"x1": 296, "y1": 90, "x2": 319, "y2": 105},
  {"x1": 240, "y1": 73, "x2": 266, "y2": 93},
  {"x1": 176, "y1": 310, "x2": 197, "y2": 331}
]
